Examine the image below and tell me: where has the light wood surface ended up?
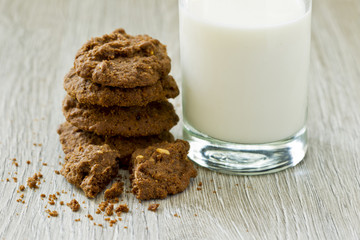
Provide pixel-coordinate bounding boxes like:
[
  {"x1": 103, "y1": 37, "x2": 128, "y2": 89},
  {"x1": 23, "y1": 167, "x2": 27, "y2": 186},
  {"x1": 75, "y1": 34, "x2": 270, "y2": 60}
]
[{"x1": 0, "y1": 0, "x2": 359, "y2": 239}]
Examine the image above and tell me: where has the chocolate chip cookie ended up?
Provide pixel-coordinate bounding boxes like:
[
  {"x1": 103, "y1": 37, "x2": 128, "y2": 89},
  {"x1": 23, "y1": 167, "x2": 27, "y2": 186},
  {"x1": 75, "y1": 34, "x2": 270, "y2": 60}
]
[
  {"x1": 61, "y1": 144, "x2": 119, "y2": 198},
  {"x1": 57, "y1": 122, "x2": 174, "y2": 166},
  {"x1": 64, "y1": 68, "x2": 179, "y2": 107},
  {"x1": 62, "y1": 95, "x2": 179, "y2": 137},
  {"x1": 74, "y1": 28, "x2": 171, "y2": 88},
  {"x1": 131, "y1": 140, "x2": 197, "y2": 200}
]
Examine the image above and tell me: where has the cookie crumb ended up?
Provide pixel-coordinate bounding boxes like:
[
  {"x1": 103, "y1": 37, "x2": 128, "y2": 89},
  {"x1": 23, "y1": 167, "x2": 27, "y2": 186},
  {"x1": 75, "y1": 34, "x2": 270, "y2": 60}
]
[
  {"x1": 26, "y1": 161, "x2": 31, "y2": 164},
  {"x1": 148, "y1": 204, "x2": 160, "y2": 212},
  {"x1": 60, "y1": 201, "x2": 64, "y2": 205},
  {"x1": 49, "y1": 211, "x2": 58, "y2": 217},
  {"x1": 95, "y1": 209, "x2": 101, "y2": 214},
  {"x1": 115, "y1": 204, "x2": 129, "y2": 216},
  {"x1": 40, "y1": 194, "x2": 46, "y2": 198},
  {"x1": 109, "y1": 219, "x2": 117, "y2": 227},
  {"x1": 27, "y1": 173, "x2": 41, "y2": 189},
  {"x1": 75, "y1": 218, "x2": 80, "y2": 222},
  {"x1": 87, "y1": 214, "x2": 93, "y2": 220},
  {"x1": 46, "y1": 210, "x2": 58, "y2": 217},
  {"x1": 49, "y1": 194, "x2": 57, "y2": 201},
  {"x1": 198, "y1": 182, "x2": 202, "y2": 187},
  {"x1": 12, "y1": 158, "x2": 19, "y2": 167},
  {"x1": 67, "y1": 199, "x2": 80, "y2": 212},
  {"x1": 19, "y1": 185, "x2": 25, "y2": 191},
  {"x1": 54, "y1": 170, "x2": 60, "y2": 175},
  {"x1": 174, "y1": 213, "x2": 180, "y2": 218},
  {"x1": 98, "y1": 201, "x2": 109, "y2": 211},
  {"x1": 105, "y1": 204, "x2": 114, "y2": 216}
]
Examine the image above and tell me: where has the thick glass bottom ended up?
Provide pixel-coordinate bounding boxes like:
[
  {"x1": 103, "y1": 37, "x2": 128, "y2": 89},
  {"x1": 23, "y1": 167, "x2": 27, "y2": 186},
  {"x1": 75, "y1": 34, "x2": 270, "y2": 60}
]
[{"x1": 183, "y1": 124, "x2": 307, "y2": 175}]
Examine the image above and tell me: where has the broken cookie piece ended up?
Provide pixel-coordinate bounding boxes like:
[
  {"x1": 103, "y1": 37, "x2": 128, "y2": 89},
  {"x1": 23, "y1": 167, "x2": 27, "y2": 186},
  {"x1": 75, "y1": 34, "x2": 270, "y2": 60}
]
[
  {"x1": 104, "y1": 181, "x2": 124, "y2": 200},
  {"x1": 60, "y1": 144, "x2": 119, "y2": 198},
  {"x1": 130, "y1": 140, "x2": 197, "y2": 200}
]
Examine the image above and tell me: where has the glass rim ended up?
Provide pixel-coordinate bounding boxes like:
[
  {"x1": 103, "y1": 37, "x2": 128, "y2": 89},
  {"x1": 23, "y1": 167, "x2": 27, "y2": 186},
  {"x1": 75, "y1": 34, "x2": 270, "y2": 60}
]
[{"x1": 179, "y1": 0, "x2": 312, "y2": 29}]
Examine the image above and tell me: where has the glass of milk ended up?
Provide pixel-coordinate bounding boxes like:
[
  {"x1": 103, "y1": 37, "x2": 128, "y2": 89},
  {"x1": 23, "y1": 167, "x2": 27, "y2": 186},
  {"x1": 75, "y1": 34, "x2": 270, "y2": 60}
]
[{"x1": 179, "y1": 0, "x2": 312, "y2": 174}]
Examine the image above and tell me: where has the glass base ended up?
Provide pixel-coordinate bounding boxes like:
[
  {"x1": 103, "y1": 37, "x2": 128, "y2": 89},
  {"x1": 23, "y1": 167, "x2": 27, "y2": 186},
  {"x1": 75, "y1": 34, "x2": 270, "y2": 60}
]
[{"x1": 183, "y1": 124, "x2": 307, "y2": 175}]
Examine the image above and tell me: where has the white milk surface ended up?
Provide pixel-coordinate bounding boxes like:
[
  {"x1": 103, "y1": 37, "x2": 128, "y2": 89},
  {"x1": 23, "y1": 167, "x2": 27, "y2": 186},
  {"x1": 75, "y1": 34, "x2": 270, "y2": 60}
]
[{"x1": 180, "y1": 0, "x2": 311, "y2": 144}]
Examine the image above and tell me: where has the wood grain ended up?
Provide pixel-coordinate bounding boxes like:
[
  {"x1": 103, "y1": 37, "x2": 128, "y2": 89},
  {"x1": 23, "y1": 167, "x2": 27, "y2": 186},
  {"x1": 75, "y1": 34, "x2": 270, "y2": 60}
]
[{"x1": 0, "y1": 0, "x2": 359, "y2": 239}]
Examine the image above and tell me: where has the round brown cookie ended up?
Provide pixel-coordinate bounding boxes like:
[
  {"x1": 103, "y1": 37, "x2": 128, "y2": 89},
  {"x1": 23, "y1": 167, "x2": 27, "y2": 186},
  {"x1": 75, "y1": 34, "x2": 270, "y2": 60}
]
[
  {"x1": 130, "y1": 140, "x2": 197, "y2": 200},
  {"x1": 57, "y1": 122, "x2": 174, "y2": 167},
  {"x1": 64, "y1": 68, "x2": 179, "y2": 107},
  {"x1": 62, "y1": 95, "x2": 179, "y2": 137},
  {"x1": 74, "y1": 28, "x2": 171, "y2": 88}
]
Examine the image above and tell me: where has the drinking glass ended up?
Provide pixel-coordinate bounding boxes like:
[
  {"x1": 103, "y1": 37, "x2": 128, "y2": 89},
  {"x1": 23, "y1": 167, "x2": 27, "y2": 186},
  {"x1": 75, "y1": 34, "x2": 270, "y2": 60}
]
[{"x1": 179, "y1": 0, "x2": 312, "y2": 174}]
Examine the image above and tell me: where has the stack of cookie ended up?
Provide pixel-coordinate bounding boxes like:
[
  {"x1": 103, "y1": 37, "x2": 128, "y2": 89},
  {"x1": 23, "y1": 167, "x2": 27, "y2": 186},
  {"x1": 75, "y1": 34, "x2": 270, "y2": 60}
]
[{"x1": 57, "y1": 29, "x2": 184, "y2": 198}]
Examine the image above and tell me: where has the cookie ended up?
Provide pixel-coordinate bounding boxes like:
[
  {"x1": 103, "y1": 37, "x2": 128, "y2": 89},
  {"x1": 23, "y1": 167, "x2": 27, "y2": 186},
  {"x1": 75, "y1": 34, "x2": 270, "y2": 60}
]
[
  {"x1": 57, "y1": 122, "x2": 174, "y2": 166},
  {"x1": 64, "y1": 68, "x2": 179, "y2": 107},
  {"x1": 60, "y1": 144, "x2": 119, "y2": 198},
  {"x1": 130, "y1": 140, "x2": 197, "y2": 200},
  {"x1": 62, "y1": 95, "x2": 179, "y2": 137},
  {"x1": 74, "y1": 28, "x2": 171, "y2": 88}
]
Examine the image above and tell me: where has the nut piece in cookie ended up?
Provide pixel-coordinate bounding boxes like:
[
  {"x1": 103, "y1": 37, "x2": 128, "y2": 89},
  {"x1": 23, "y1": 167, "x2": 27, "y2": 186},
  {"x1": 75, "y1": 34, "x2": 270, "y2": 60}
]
[
  {"x1": 64, "y1": 68, "x2": 179, "y2": 107},
  {"x1": 62, "y1": 95, "x2": 179, "y2": 137},
  {"x1": 74, "y1": 28, "x2": 171, "y2": 88},
  {"x1": 130, "y1": 140, "x2": 197, "y2": 200},
  {"x1": 57, "y1": 122, "x2": 174, "y2": 167},
  {"x1": 60, "y1": 144, "x2": 119, "y2": 198}
]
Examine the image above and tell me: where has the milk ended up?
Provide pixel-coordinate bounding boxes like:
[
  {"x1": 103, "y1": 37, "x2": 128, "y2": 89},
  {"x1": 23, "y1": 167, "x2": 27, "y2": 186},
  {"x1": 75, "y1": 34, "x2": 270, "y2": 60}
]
[{"x1": 180, "y1": 0, "x2": 311, "y2": 144}]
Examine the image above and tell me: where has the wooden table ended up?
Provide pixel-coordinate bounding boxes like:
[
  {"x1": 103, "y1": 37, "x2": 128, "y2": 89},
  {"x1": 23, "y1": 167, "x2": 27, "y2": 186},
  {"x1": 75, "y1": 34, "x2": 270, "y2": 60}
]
[{"x1": 1, "y1": 0, "x2": 359, "y2": 239}]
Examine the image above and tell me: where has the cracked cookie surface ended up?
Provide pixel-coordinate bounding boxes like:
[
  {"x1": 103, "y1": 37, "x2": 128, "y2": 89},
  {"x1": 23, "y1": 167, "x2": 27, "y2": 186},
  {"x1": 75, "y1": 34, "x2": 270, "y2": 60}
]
[{"x1": 74, "y1": 28, "x2": 171, "y2": 88}]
